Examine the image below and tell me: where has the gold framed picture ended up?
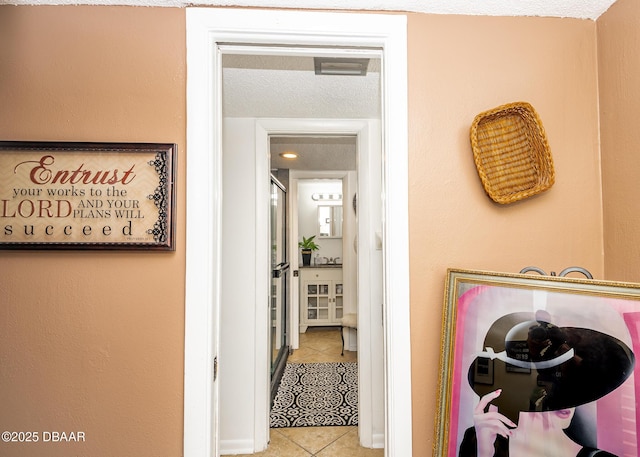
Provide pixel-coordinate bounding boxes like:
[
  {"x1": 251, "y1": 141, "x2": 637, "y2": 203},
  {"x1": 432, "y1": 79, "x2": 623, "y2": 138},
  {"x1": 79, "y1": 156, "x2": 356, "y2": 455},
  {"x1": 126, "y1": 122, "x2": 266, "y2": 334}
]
[{"x1": 435, "y1": 268, "x2": 640, "y2": 457}]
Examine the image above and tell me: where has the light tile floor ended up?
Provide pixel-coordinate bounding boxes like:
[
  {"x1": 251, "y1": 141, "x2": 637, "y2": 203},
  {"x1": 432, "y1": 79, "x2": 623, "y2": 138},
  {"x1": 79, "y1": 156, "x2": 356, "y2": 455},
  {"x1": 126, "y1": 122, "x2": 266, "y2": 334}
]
[
  {"x1": 289, "y1": 326, "x2": 357, "y2": 364},
  {"x1": 231, "y1": 327, "x2": 382, "y2": 457}
]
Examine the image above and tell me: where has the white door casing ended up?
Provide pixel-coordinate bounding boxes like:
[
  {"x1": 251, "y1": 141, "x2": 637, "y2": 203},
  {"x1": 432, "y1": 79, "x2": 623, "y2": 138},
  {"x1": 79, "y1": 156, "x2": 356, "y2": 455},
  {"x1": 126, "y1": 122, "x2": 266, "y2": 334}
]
[{"x1": 185, "y1": 8, "x2": 411, "y2": 456}]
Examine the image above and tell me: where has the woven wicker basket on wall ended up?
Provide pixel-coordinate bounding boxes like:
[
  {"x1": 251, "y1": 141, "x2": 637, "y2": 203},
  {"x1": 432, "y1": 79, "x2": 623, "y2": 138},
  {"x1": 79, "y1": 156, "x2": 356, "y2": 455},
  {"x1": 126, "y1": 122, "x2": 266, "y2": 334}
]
[{"x1": 470, "y1": 102, "x2": 555, "y2": 204}]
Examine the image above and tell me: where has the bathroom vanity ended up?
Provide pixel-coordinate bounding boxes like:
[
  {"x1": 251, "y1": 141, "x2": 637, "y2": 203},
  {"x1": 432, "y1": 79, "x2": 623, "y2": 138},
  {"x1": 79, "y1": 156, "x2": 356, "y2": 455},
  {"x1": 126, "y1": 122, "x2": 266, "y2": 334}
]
[{"x1": 299, "y1": 266, "x2": 343, "y2": 332}]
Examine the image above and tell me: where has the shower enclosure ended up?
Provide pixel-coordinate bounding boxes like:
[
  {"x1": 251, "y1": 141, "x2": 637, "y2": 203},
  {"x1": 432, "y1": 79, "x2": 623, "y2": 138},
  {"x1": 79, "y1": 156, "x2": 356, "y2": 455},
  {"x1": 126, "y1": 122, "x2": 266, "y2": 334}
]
[{"x1": 270, "y1": 176, "x2": 290, "y2": 402}]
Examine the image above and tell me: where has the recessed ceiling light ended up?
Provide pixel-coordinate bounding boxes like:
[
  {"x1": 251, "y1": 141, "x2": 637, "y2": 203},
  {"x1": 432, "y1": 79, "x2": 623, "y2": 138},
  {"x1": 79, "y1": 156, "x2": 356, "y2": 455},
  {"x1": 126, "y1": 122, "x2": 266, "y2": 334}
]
[{"x1": 279, "y1": 152, "x2": 298, "y2": 159}]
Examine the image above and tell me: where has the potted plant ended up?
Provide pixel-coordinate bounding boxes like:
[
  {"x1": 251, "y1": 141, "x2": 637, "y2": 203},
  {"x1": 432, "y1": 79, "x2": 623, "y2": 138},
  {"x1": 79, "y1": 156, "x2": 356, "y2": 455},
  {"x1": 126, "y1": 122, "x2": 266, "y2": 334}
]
[{"x1": 298, "y1": 235, "x2": 320, "y2": 266}]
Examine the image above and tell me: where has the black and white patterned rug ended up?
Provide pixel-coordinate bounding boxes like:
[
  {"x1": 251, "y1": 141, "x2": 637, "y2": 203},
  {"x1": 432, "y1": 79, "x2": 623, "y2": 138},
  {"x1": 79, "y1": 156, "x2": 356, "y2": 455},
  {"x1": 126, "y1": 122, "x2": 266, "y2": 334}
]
[{"x1": 270, "y1": 362, "x2": 358, "y2": 428}]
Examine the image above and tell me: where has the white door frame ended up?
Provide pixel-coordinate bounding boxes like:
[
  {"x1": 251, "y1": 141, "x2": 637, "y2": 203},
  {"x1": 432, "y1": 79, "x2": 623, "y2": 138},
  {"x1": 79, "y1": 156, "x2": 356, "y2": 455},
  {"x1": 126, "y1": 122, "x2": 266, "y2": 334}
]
[{"x1": 185, "y1": 8, "x2": 411, "y2": 456}]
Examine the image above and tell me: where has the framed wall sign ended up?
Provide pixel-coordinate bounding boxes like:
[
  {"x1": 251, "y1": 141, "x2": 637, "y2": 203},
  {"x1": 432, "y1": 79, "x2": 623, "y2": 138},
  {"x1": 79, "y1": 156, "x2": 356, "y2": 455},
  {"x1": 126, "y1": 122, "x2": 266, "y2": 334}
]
[
  {"x1": 0, "y1": 141, "x2": 176, "y2": 250},
  {"x1": 435, "y1": 269, "x2": 640, "y2": 457}
]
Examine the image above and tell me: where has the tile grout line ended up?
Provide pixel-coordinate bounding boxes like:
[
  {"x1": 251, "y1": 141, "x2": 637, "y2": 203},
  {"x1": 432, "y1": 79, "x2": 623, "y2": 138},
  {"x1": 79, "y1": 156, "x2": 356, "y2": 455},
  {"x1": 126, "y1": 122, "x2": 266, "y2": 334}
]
[
  {"x1": 308, "y1": 427, "x2": 354, "y2": 456},
  {"x1": 271, "y1": 429, "x2": 313, "y2": 456}
]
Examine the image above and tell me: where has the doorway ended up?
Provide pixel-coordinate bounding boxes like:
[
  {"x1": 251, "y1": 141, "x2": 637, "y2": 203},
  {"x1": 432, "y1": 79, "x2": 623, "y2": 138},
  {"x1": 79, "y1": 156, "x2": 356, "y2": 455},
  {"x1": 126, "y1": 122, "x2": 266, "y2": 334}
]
[
  {"x1": 268, "y1": 137, "x2": 362, "y2": 454},
  {"x1": 184, "y1": 9, "x2": 412, "y2": 457},
  {"x1": 254, "y1": 119, "x2": 383, "y2": 454},
  {"x1": 270, "y1": 136, "x2": 358, "y2": 353}
]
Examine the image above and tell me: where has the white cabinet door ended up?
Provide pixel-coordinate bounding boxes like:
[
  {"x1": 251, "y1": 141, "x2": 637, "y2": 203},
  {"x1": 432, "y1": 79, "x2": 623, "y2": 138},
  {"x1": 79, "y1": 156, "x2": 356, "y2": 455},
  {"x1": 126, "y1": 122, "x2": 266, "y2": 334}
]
[
  {"x1": 304, "y1": 281, "x2": 332, "y2": 323},
  {"x1": 300, "y1": 268, "x2": 343, "y2": 331}
]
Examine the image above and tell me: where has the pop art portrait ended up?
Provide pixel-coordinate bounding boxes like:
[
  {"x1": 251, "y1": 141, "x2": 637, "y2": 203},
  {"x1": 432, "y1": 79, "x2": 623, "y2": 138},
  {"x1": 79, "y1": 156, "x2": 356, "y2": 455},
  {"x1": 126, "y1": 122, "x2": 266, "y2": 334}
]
[{"x1": 434, "y1": 269, "x2": 640, "y2": 457}]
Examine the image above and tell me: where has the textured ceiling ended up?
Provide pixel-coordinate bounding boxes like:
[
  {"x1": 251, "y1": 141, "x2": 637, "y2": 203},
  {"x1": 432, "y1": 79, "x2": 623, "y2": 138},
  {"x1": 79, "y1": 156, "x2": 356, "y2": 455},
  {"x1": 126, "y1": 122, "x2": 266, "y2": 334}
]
[
  {"x1": 223, "y1": 55, "x2": 373, "y2": 172},
  {"x1": 270, "y1": 136, "x2": 357, "y2": 171},
  {"x1": 223, "y1": 55, "x2": 381, "y2": 119},
  {"x1": 3, "y1": 0, "x2": 619, "y2": 20}
]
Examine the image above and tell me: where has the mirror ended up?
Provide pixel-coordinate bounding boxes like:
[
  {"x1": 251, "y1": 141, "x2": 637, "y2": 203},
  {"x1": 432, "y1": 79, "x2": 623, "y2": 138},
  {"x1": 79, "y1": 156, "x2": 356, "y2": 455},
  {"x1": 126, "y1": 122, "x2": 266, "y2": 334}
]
[{"x1": 318, "y1": 205, "x2": 343, "y2": 238}]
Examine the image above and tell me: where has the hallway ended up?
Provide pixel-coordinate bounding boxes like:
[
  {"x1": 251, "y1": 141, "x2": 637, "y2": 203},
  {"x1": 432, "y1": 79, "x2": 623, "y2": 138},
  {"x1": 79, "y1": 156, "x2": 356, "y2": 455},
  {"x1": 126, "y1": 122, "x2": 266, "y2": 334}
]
[{"x1": 232, "y1": 327, "x2": 381, "y2": 456}]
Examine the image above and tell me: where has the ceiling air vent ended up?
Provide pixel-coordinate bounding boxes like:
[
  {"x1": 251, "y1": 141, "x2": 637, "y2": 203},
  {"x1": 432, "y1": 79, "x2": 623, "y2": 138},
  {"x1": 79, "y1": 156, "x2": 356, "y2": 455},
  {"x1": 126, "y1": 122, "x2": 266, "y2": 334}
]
[{"x1": 314, "y1": 57, "x2": 369, "y2": 76}]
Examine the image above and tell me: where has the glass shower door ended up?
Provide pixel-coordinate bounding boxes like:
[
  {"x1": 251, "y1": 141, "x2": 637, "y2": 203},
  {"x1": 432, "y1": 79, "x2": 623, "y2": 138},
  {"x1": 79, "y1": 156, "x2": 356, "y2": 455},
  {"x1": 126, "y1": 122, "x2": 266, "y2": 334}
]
[{"x1": 270, "y1": 177, "x2": 289, "y2": 400}]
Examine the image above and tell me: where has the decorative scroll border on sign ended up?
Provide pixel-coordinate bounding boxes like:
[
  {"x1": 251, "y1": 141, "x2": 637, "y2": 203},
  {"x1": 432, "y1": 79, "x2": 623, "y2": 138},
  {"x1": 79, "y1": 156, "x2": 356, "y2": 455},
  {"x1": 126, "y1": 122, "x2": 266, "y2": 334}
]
[{"x1": 0, "y1": 141, "x2": 176, "y2": 250}]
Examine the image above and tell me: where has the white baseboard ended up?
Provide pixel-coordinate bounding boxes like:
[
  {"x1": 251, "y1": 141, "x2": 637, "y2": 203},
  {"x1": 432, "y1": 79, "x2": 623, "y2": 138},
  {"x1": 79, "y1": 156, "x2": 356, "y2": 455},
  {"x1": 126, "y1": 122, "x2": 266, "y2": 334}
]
[
  {"x1": 372, "y1": 433, "x2": 385, "y2": 449},
  {"x1": 220, "y1": 439, "x2": 255, "y2": 455}
]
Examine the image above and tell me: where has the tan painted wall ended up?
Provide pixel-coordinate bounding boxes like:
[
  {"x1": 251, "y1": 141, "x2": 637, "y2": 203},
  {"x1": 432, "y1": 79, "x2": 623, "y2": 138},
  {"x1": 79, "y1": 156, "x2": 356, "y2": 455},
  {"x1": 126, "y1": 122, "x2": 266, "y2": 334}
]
[
  {"x1": 0, "y1": 6, "x2": 186, "y2": 457},
  {"x1": 0, "y1": 6, "x2": 604, "y2": 457},
  {"x1": 598, "y1": 0, "x2": 640, "y2": 283},
  {"x1": 407, "y1": 14, "x2": 601, "y2": 455}
]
